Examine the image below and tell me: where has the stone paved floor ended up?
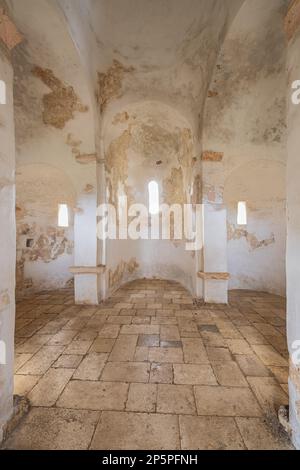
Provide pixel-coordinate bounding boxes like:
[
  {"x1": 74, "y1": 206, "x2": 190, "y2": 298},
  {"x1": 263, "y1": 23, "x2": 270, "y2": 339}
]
[{"x1": 3, "y1": 279, "x2": 293, "y2": 449}]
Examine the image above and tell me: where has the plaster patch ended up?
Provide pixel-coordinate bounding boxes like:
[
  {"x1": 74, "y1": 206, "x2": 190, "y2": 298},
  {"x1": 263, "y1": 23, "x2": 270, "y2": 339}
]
[
  {"x1": 0, "y1": 8, "x2": 22, "y2": 50},
  {"x1": 284, "y1": 0, "x2": 300, "y2": 41},
  {"x1": 32, "y1": 66, "x2": 88, "y2": 129},
  {"x1": 97, "y1": 60, "x2": 134, "y2": 113},
  {"x1": 0, "y1": 289, "x2": 10, "y2": 312},
  {"x1": 163, "y1": 167, "x2": 185, "y2": 206},
  {"x1": 202, "y1": 151, "x2": 223, "y2": 162},
  {"x1": 228, "y1": 223, "x2": 275, "y2": 250},
  {"x1": 106, "y1": 128, "x2": 132, "y2": 204},
  {"x1": 113, "y1": 111, "x2": 130, "y2": 125},
  {"x1": 16, "y1": 223, "x2": 73, "y2": 291},
  {"x1": 109, "y1": 258, "x2": 139, "y2": 289}
]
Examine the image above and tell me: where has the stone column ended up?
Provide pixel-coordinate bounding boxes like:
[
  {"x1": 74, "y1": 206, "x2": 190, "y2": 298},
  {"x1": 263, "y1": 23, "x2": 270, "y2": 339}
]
[
  {"x1": 285, "y1": 0, "x2": 300, "y2": 450},
  {"x1": 0, "y1": 47, "x2": 16, "y2": 442}
]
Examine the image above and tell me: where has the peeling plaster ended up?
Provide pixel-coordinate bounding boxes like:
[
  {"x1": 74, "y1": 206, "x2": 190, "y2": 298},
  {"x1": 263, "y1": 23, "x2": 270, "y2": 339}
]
[
  {"x1": 0, "y1": 289, "x2": 10, "y2": 312},
  {"x1": 32, "y1": 66, "x2": 88, "y2": 129},
  {"x1": 227, "y1": 223, "x2": 276, "y2": 251},
  {"x1": 0, "y1": 7, "x2": 22, "y2": 50},
  {"x1": 97, "y1": 60, "x2": 134, "y2": 113},
  {"x1": 284, "y1": 0, "x2": 300, "y2": 41},
  {"x1": 108, "y1": 258, "x2": 139, "y2": 289}
]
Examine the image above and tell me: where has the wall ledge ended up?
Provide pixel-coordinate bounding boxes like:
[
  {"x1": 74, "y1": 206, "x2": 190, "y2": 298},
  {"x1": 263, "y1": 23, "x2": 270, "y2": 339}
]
[
  {"x1": 197, "y1": 271, "x2": 230, "y2": 280},
  {"x1": 69, "y1": 265, "x2": 106, "y2": 274}
]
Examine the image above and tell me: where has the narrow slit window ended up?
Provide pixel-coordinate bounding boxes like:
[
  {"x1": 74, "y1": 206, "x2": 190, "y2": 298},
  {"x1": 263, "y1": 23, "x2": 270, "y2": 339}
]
[
  {"x1": 148, "y1": 181, "x2": 159, "y2": 215},
  {"x1": 0, "y1": 80, "x2": 6, "y2": 105},
  {"x1": 58, "y1": 204, "x2": 69, "y2": 227},
  {"x1": 237, "y1": 201, "x2": 247, "y2": 225}
]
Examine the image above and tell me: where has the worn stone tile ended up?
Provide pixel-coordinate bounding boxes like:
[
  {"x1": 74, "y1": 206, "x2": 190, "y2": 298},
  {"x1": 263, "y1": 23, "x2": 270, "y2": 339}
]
[
  {"x1": 157, "y1": 384, "x2": 196, "y2": 415},
  {"x1": 173, "y1": 364, "x2": 217, "y2": 386},
  {"x1": 180, "y1": 416, "x2": 245, "y2": 450},
  {"x1": 85, "y1": 317, "x2": 107, "y2": 331},
  {"x1": 253, "y1": 323, "x2": 282, "y2": 337},
  {"x1": 74, "y1": 329, "x2": 98, "y2": 341},
  {"x1": 109, "y1": 335, "x2": 138, "y2": 361},
  {"x1": 251, "y1": 345, "x2": 287, "y2": 366},
  {"x1": 238, "y1": 326, "x2": 268, "y2": 345},
  {"x1": 126, "y1": 383, "x2": 157, "y2": 412},
  {"x1": 200, "y1": 330, "x2": 226, "y2": 347},
  {"x1": 265, "y1": 335, "x2": 288, "y2": 354},
  {"x1": 106, "y1": 316, "x2": 132, "y2": 325},
  {"x1": 212, "y1": 362, "x2": 248, "y2": 387},
  {"x1": 62, "y1": 318, "x2": 89, "y2": 331},
  {"x1": 101, "y1": 361, "x2": 150, "y2": 383},
  {"x1": 48, "y1": 329, "x2": 77, "y2": 346},
  {"x1": 160, "y1": 325, "x2": 180, "y2": 341},
  {"x1": 63, "y1": 340, "x2": 93, "y2": 355},
  {"x1": 149, "y1": 347, "x2": 183, "y2": 363},
  {"x1": 16, "y1": 334, "x2": 53, "y2": 354},
  {"x1": 28, "y1": 368, "x2": 74, "y2": 406},
  {"x1": 90, "y1": 411, "x2": 180, "y2": 450},
  {"x1": 226, "y1": 339, "x2": 252, "y2": 355},
  {"x1": 14, "y1": 374, "x2": 41, "y2": 396},
  {"x1": 138, "y1": 334, "x2": 159, "y2": 347},
  {"x1": 3, "y1": 408, "x2": 99, "y2": 450},
  {"x1": 134, "y1": 346, "x2": 149, "y2": 362},
  {"x1": 151, "y1": 317, "x2": 177, "y2": 325},
  {"x1": 73, "y1": 353, "x2": 108, "y2": 380},
  {"x1": 57, "y1": 380, "x2": 129, "y2": 410},
  {"x1": 53, "y1": 354, "x2": 83, "y2": 369},
  {"x1": 182, "y1": 338, "x2": 209, "y2": 364},
  {"x1": 206, "y1": 347, "x2": 232, "y2": 363},
  {"x1": 236, "y1": 417, "x2": 293, "y2": 450},
  {"x1": 234, "y1": 354, "x2": 270, "y2": 377},
  {"x1": 269, "y1": 366, "x2": 289, "y2": 384},
  {"x1": 98, "y1": 324, "x2": 120, "y2": 338},
  {"x1": 194, "y1": 386, "x2": 262, "y2": 417},
  {"x1": 90, "y1": 337, "x2": 116, "y2": 353},
  {"x1": 17, "y1": 346, "x2": 64, "y2": 375},
  {"x1": 150, "y1": 363, "x2": 173, "y2": 384},
  {"x1": 160, "y1": 340, "x2": 182, "y2": 348},
  {"x1": 247, "y1": 376, "x2": 288, "y2": 413},
  {"x1": 14, "y1": 353, "x2": 33, "y2": 372},
  {"x1": 121, "y1": 325, "x2": 159, "y2": 335},
  {"x1": 132, "y1": 316, "x2": 151, "y2": 324}
]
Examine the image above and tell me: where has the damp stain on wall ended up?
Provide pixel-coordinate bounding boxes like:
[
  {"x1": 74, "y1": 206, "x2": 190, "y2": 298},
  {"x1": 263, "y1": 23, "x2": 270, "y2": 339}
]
[{"x1": 32, "y1": 66, "x2": 88, "y2": 129}]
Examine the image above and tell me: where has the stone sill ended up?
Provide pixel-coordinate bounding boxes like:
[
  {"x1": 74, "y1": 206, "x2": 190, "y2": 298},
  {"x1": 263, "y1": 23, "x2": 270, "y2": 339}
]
[{"x1": 197, "y1": 271, "x2": 230, "y2": 280}]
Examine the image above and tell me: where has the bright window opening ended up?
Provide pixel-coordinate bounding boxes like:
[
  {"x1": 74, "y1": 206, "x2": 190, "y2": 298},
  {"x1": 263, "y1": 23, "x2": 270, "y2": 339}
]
[
  {"x1": 237, "y1": 201, "x2": 247, "y2": 225},
  {"x1": 58, "y1": 204, "x2": 69, "y2": 227},
  {"x1": 0, "y1": 80, "x2": 6, "y2": 105},
  {"x1": 148, "y1": 181, "x2": 159, "y2": 215}
]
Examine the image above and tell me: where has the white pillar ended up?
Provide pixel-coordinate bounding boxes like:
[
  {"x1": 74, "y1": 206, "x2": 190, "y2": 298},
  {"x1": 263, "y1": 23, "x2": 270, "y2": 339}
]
[
  {"x1": 198, "y1": 203, "x2": 229, "y2": 304},
  {"x1": 0, "y1": 49, "x2": 16, "y2": 442}
]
